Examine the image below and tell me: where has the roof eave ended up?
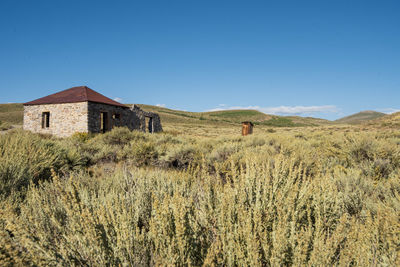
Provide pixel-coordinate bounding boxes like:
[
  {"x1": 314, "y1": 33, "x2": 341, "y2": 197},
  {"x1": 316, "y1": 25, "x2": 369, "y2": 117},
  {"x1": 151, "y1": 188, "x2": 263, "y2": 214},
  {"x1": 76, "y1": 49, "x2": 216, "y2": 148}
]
[
  {"x1": 87, "y1": 100, "x2": 129, "y2": 108},
  {"x1": 23, "y1": 100, "x2": 88, "y2": 106},
  {"x1": 24, "y1": 100, "x2": 129, "y2": 108}
]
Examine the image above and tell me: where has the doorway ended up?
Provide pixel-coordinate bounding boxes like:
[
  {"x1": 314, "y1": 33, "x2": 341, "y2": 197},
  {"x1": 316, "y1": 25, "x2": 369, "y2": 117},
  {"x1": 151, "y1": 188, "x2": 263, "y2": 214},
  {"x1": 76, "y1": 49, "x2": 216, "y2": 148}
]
[
  {"x1": 100, "y1": 112, "x2": 109, "y2": 133},
  {"x1": 145, "y1": 116, "x2": 153, "y2": 133}
]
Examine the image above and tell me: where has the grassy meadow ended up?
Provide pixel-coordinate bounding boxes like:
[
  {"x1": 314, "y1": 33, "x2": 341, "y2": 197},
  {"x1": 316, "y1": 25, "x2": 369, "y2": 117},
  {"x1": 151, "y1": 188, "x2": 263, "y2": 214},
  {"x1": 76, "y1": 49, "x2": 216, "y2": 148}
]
[
  {"x1": 1, "y1": 105, "x2": 400, "y2": 266},
  {"x1": 0, "y1": 104, "x2": 23, "y2": 131}
]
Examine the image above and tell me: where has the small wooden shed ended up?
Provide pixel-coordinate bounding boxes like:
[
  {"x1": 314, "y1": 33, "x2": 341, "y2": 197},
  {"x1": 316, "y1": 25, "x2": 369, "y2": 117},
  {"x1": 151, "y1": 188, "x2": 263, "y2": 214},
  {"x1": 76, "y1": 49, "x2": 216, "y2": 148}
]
[{"x1": 241, "y1": 121, "x2": 254, "y2": 136}]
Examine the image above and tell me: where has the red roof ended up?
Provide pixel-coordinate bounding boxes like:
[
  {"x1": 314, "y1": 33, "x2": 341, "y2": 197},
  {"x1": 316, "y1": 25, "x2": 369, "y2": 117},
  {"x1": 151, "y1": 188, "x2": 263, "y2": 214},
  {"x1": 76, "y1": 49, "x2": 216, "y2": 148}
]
[{"x1": 24, "y1": 86, "x2": 127, "y2": 108}]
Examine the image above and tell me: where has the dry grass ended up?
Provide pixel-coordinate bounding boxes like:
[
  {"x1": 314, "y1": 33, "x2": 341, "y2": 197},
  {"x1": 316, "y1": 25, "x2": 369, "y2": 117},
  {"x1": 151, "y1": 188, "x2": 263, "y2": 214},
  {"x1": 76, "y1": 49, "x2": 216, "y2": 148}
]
[
  {"x1": 0, "y1": 121, "x2": 13, "y2": 131},
  {"x1": 1, "y1": 123, "x2": 400, "y2": 266},
  {"x1": 0, "y1": 104, "x2": 23, "y2": 125}
]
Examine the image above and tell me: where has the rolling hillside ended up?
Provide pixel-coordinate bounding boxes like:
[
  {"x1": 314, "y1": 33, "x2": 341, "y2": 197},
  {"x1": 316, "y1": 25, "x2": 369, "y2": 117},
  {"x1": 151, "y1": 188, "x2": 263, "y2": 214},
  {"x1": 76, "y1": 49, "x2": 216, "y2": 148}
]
[
  {"x1": 0, "y1": 103, "x2": 23, "y2": 125},
  {"x1": 0, "y1": 103, "x2": 331, "y2": 128},
  {"x1": 365, "y1": 111, "x2": 400, "y2": 127},
  {"x1": 335, "y1": 110, "x2": 386, "y2": 124},
  {"x1": 137, "y1": 105, "x2": 332, "y2": 127}
]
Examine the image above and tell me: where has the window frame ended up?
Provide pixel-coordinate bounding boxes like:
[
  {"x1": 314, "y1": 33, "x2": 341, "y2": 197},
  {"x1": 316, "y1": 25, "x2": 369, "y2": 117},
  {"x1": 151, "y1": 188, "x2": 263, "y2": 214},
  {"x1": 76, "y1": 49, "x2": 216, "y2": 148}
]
[{"x1": 42, "y1": 112, "x2": 50, "y2": 128}]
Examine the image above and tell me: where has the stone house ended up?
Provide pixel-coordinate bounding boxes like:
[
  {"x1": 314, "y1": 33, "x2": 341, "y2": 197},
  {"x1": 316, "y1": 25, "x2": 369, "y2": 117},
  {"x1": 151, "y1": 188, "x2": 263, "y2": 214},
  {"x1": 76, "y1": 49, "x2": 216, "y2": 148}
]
[{"x1": 23, "y1": 86, "x2": 162, "y2": 137}]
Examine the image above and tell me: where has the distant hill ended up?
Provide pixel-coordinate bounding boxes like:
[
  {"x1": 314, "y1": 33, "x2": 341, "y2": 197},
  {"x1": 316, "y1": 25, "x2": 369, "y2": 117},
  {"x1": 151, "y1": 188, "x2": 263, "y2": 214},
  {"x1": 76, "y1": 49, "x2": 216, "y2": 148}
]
[
  {"x1": 285, "y1": 116, "x2": 333, "y2": 127},
  {"x1": 138, "y1": 105, "x2": 332, "y2": 127},
  {"x1": 136, "y1": 105, "x2": 270, "y2": 126},
  {"x1": 365, "y1": 111, "x2": 400, "y2": 128},
  {"x1": 0, "y1": 103, "x2": 331, "y2": 128},
  {"x1": 335, "y1": 110, "x2": 386, "y2": 124}
]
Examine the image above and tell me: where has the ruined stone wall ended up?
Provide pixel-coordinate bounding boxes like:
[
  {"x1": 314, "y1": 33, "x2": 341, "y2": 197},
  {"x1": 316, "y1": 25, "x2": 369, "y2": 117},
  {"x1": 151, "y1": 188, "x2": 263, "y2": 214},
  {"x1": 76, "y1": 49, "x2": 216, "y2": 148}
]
[
  {"x1": 23, "y1": 102, "x2": 88, "y2": 137},
  {"x1": 87, "y1": 102, "x2": 134, "y2": 133},
  {"x1": 130, "y1": 105, "x2": 163, "y2": 133}
]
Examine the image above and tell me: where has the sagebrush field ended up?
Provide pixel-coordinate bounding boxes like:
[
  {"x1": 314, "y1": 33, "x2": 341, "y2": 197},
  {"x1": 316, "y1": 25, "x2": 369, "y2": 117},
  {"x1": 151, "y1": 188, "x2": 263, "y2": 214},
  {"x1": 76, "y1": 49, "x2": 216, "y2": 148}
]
[{"x1": 1, "y1": 118, "x2": 400, "y2": 266}]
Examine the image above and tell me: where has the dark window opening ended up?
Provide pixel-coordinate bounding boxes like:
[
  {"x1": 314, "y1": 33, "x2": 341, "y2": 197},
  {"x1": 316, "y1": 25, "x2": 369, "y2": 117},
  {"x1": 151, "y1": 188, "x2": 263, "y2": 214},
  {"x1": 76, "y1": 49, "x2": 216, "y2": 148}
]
[
  {"x1": 42, "y1": 112, "x2": 50, "y2": 128},
  {"x1": 100, "y1": 112, "x2": 109, "y2": 133},
  {"x1": 112, "y1": 113, "x2": 121, "y2": 128}
]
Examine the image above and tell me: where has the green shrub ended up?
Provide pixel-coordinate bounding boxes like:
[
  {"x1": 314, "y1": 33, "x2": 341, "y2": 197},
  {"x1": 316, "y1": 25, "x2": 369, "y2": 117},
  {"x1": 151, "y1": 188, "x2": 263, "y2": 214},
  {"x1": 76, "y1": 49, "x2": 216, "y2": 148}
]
[
  {"x1": 0, "y1": 130, "x2": 84, "y2": 197},
  {"x1": 160, "y1": 144, "x2": 202, "y2": 169},
  {"x1": 208, "y1": 143, "x2": 241, "y2": 162},
  {"x1": 128, "y1": 141, "x2": 159, "y2": 166},
  {"x1": 245, "y1": 136, "x2": 266, "y2": 147},
  {"x1": 70, "y1": 132, "x2": 92, "y2": 142},
  {"x1": 0, "y1": 121, "x2": 12, "y2": 131},
  {"x1": 94, "y1": 127, "x2": 146, "y2": 146}
]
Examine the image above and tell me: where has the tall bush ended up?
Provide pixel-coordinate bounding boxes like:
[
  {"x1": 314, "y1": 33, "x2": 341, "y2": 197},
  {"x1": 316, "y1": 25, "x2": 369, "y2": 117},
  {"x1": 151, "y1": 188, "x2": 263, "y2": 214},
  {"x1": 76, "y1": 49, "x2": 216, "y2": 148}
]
[{"x1": 0, "y1": 130, "x2": 83, "y2": 197}]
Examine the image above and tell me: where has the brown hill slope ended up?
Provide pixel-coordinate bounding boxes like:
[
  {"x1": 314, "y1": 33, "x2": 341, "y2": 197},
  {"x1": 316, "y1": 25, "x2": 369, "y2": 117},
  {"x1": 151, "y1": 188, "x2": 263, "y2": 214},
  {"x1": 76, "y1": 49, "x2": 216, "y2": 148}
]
[
  {"x1": 366, "y1": 111, "x2": 400, "y2": 127},
  {"x1": 335, "y1": 110, "x2": 386, "y2": 124},
  {"x1": 137, "y1": 105, "x2": 332, "y2": 127}
]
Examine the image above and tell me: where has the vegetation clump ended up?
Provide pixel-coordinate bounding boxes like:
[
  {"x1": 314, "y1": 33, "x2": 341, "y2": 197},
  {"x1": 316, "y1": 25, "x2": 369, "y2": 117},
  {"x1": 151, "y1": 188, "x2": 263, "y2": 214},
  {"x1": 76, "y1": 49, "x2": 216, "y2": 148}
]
[
  {"x1": 0, "y1": 103, "x2": 24, "y2": 125},
  {"x1": 257, "y1": 117, "x2": 305, "y2": 127},
  {"x1": 0, "y1": 130, "x2": 87, "y2": 198},
  {"x1": 0, "y1": 121, "x2": 12, "y2": 131}
]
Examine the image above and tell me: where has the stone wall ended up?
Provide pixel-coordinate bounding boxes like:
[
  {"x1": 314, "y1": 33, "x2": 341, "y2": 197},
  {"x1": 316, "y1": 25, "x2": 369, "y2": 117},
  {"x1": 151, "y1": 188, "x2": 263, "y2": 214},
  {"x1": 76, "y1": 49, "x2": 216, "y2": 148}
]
[
  {"x1": 23, "y1": 102, "x2": 88, "y2": 137},
  {"x1": 23, "y1": 102, "x2": 163, "y2": 137},
  {"x1": 130, "y1": 105, "x2": 163, "y2": 133},
  {"x1": 87, "y1": 103, "x2": 162, "y2": 133},
  {"x1": 87, "y1": 102, "x2": 133, "y2": 133}
]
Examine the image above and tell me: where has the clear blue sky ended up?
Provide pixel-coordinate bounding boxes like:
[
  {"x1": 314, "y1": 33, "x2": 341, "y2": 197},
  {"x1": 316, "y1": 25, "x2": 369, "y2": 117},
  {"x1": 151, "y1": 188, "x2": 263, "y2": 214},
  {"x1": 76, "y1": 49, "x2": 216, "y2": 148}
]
[{"x1": 0, "y1": 0, "x2": 399, "y2": 120}]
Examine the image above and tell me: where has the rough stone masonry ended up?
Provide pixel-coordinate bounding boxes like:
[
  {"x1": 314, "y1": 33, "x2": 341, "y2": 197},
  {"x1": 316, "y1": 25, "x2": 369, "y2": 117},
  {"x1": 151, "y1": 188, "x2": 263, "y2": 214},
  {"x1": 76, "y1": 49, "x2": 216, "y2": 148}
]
[
  {"x1": 24, "y1": 102, "x2": 163, "y2": 137},
  {"x1": 23, "y1": 86, "x2": 162, "y2": 137}
]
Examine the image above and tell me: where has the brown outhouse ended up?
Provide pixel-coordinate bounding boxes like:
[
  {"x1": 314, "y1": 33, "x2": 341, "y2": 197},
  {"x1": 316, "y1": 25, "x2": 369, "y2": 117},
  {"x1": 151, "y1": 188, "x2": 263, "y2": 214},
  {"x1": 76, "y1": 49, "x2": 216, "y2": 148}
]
[{"x1": 241, "y1": 121, "x2": 254, "y2": 136}]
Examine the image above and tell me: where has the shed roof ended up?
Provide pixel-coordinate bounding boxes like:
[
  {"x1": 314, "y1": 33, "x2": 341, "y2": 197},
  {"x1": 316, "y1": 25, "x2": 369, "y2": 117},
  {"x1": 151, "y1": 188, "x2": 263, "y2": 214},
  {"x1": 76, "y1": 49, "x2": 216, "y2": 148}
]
[{"x1": 24, "y1": 86, "x2": 127, "y2": 108}]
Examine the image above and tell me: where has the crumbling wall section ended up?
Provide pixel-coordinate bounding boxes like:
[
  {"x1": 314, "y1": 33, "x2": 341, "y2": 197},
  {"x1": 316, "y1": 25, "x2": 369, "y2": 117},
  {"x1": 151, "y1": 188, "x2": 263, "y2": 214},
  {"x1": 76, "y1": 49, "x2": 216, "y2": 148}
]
[{"x1": 130, "y1": 105, "x2": 163, "y2": 133}]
